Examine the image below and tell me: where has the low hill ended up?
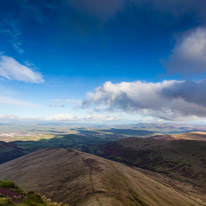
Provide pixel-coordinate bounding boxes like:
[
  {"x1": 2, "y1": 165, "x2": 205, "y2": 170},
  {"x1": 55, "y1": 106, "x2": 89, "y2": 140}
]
[
  {"x1": 0, "y1": 180, "x2": 68, "y2": 206},
  {"x1": 97, "y1": 128, "x2": 155, "y2": 136},
  {"x1": 0, "y1": 148, "x2": 205, "y2": 206},
  {"x1": 172, "y1": 132, "x2": 206, "y2": 141},
  {"x1": 0, "y1": 133, "x2": 117, "y2": 164},
  {"x1": 99, "y1": 137, "x2": 206, "y2": 190}
]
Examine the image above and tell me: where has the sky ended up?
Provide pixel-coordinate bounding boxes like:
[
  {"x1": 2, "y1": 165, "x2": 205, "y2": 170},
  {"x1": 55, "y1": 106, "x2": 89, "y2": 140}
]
[{"x1": 1, "y1": 0, "x2": 206, "y2": 124}]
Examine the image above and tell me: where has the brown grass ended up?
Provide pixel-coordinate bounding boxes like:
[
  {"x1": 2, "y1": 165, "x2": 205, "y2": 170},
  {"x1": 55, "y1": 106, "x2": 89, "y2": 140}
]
[{"x1": 0, "y1": 148, "x2": 205, "y2": 206}]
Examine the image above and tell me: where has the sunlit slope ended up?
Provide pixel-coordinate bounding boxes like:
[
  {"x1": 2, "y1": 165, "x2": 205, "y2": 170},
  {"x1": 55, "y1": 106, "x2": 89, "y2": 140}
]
[
  {"x1": 173, "y1": 131, "x2": 206, "y2": 141},
  {"x1": 0, "y1": 148, "x2": 205, "y2": 206}
]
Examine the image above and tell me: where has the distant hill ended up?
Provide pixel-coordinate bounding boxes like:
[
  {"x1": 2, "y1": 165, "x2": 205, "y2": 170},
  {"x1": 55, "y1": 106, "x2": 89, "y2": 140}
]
[
  {"x1": 172, "y1": 132, "x2": 206, "y2": 141},
  {"x1": 0, "y1": 148, "x2": 205, "y2": 206},
  {"x1": 0, "y1": 141, "x2": 25, "y2": 164},
  {"x1": 98, "y1": 128, "x2": 155, "y2": 136},
  {"x1": 99, "y1": 136, "x2": 206, "y2": 190},
  {"x1": 0, "y1": 134, "x2": 117, "y2": 164},
  {"x1": 0, "y1": 180, "x2": 67, "y2": 205}
]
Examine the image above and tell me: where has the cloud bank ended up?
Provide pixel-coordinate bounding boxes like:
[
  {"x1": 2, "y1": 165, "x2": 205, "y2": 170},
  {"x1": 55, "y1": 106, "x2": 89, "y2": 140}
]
[
  {"x1": 44, "y1": 112, "x2": 120, "y2": 122},
  {"x1": 165, "y1": 28, "x2": 206, "y2": 74},
  {"x1": 0, "y1": 55, "x2": 44, "y2": 83},
  {"x1": 83, "y1": 80, "x2": 206, "y2": 120},
  {"x1": 0, "y1": 112, "x2": 121, "y2": 123}
]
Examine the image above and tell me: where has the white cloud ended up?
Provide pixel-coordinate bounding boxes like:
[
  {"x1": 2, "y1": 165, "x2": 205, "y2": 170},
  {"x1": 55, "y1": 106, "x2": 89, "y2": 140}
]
[
  {"x1": 83, "y1": 80, "x2": 206, "y2": 120},
  {"x1": 0, "y1": 55, "x2": 44, "y2": 83},
  {"x1": 44, "y1": 113, "x2": 76, "y2": 121},
  {"x1": 165, "y1": 27, "x2": 206, "y2": 74},
  {"x1": 0, "y1": 112, "x2": 120, "y2": 122},
  {"x1": 43, "y1": 112, "x2": 121, "y2": 122},
  {"x1": 83, "y1": 112, "x2": 121, "y2": 121},
  {"x1": 0, "y1": 114, "x2": 20, "y2": 120}
]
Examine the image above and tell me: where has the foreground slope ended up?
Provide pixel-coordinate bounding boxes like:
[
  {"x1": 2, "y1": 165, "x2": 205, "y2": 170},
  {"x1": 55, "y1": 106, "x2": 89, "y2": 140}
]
[
  {"x1": 0, "y1": 148, "x2": 205, "y2": 206},
  {"x1": 0, "y1": 180, "x2": 68, "y2": 206}
]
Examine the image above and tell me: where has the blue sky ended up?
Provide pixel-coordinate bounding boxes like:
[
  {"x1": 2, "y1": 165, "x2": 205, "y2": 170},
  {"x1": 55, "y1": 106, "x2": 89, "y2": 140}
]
[{"x1": 1, "y1": 0, "x2": 206, "y2": 123}]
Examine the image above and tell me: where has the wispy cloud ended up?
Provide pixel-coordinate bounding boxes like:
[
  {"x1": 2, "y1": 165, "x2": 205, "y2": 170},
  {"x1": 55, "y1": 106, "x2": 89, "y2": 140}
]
[
  {"x1": 0, "y1": 114, "x2": 20, "y2": 120},
  {"x1": 0, "y1": 96, "x2": 39, "y2": 108},
  {"x1": 47, "y1": 99, "x2": 82, "y2": 108},
  {"x1": 0, "y1": 55, "x2": 44, "y2": 83},
  {"x1": 1, "y1": 18, "x2": 24, "y2": 54}
]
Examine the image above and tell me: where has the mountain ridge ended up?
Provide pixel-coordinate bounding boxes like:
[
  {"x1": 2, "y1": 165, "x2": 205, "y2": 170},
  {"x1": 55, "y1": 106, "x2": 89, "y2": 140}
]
[{"x1": 0, "y1": 148, "x2": 205, "y2": 206}]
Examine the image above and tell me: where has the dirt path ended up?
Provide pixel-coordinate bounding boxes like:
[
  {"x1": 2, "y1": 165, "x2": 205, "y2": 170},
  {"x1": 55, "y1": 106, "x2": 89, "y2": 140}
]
[{"x1": 78, "y1": 153, "x2": 103, "y2": 206}]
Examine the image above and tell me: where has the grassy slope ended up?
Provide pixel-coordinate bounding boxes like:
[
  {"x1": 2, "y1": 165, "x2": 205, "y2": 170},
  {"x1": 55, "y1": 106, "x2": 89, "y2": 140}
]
[
  {"x1": 99, "y1": 137, "x2": 206, "y2": 189},
  {"x1": 0, "y1": 180, "x2": 68, "y2": 206},
  {"x1": 173, "y1": 132, "x2": 206, "y2": 141},
  {"x1": 0, "y1": 148, "x2": 205, "y2": 206}
]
